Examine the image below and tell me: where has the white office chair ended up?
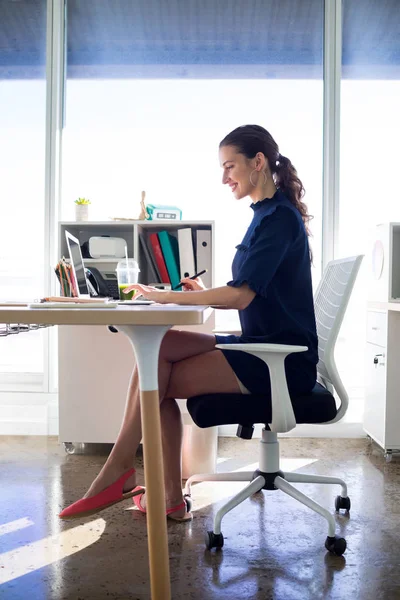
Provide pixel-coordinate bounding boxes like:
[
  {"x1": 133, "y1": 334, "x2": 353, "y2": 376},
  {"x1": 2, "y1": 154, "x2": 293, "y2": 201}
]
[{"x1": 185, "y1": 255, "x2": 364, "y2": 556}]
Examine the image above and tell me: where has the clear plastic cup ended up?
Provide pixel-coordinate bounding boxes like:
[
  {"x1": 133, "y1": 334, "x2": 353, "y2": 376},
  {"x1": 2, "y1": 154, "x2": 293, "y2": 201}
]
[{"x1": 116, "y1": 259, "x2": 140, "y2": 300}]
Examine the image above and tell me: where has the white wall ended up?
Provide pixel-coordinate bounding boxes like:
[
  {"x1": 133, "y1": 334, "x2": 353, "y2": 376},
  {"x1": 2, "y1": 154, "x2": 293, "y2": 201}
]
[{"x1": 0, "y1": 392, "x2": 58, "y2": 436}]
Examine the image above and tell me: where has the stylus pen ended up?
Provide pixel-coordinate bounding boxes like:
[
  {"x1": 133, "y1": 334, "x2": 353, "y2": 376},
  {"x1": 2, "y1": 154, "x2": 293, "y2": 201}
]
[{"x1": 172, "y1": 269, "x2": 208, "y2": 290}]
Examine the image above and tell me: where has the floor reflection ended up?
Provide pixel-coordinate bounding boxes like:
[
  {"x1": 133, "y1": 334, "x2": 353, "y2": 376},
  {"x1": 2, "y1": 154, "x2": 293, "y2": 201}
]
[{"x1": 1, "y1": 436, "x2": 400, "y2": 599}]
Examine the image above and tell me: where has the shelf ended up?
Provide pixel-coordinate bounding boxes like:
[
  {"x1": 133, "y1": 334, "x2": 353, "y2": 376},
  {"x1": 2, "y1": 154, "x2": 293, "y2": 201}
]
[
  {"x1": 60, "y1": 220, "x2": 214, "y2": 226},
  {"x1": 83, "y1": 258, "x2": 121, "y2": 264},
  {"x1": 64, "y1": 258, "x2": 125, "y2": 264}
]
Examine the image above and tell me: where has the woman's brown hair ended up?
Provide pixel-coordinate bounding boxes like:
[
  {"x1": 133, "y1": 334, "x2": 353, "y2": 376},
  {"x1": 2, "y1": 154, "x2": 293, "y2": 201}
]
[{"x1": 219, "y1": 124, "x2": 313, "y2": 237}]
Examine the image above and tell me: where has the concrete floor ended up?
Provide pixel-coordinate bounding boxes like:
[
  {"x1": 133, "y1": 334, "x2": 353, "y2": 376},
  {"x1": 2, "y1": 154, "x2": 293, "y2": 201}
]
[{"x1": 0, "y1": 436, "x2": 399, "y2": 600}]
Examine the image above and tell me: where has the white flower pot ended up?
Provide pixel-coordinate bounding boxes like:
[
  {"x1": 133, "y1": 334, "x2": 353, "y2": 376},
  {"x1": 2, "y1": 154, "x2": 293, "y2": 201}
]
[{"x1": 75, "y1": 204, "x2": 89, "y2": 221}]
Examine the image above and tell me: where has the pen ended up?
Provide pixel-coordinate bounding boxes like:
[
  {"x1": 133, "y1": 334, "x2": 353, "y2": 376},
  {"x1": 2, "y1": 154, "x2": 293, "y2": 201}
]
[{"x1": 172, "y1": 269, "x2": 208, "y2": 290}]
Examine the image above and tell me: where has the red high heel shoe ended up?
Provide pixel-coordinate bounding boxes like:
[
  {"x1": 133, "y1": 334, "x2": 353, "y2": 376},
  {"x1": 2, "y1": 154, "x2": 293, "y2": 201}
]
[
  {"x1": 59, "y1": 468, "x2": 142, "y2": 520},
  {"x1": 132, "y1": 487, "x2": 193, "y2": 522}
]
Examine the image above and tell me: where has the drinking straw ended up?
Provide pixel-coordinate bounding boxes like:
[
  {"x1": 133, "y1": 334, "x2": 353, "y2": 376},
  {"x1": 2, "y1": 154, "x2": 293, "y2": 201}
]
[{"x1": 125, "y1": 245, "x2": 129, "y2": 284}]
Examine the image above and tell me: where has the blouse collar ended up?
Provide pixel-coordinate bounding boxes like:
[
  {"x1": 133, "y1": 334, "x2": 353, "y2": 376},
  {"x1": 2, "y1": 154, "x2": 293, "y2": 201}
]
[{"x1": 250, "y1": 188, "x2": 281, "y2": 211}]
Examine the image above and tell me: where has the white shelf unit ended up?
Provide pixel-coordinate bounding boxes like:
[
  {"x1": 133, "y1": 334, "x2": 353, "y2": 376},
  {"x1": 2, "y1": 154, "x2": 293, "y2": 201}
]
[
  {"x1": 59, "y1": 220, "x2": 215, "y2": 284},
  {"x1": 80, "y1": 258, "x2": 123, "y2": 264},
  {"x1": 57, "y1": 220, "x2": 217, "y2": 477}
]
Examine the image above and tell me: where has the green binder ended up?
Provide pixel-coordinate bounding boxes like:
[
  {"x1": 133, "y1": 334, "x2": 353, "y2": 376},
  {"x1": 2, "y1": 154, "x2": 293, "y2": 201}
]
[{"x1": 157, "y1": 231, "x2": 181, "y2": 290}]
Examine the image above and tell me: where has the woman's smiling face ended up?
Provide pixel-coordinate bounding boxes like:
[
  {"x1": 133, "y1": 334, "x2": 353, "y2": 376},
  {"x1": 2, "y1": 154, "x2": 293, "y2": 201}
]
[{"x1": 219, "y1": 145, "x2": 254, "y2": 200}]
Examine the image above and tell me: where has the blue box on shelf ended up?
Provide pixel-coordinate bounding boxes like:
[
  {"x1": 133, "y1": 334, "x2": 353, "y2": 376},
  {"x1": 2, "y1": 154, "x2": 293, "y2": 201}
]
[{"x1": 145, "y1": 204, "x2": 182, "y2": 221}]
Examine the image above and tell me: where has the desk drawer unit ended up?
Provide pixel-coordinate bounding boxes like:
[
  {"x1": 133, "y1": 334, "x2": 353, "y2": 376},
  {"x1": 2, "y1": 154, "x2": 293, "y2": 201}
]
[
  {"x1": 366, "y1": 310, "x2": 387, "y2": 347},
  {"x1": 364, "y1": 309, "x2": 400, "y2": 457}
]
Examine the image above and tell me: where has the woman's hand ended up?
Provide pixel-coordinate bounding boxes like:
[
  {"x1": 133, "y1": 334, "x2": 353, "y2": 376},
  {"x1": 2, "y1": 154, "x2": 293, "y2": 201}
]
[
  {"x1": 180, "y1": 276, "x2": 207, "y2": 292},
  {"x1": 121, "y1": 283, "x2": 171, "y2": 304}
]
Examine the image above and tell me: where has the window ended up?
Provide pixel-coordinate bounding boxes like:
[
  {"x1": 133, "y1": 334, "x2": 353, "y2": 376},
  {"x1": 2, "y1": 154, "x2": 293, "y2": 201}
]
[
  {"x1": 338, "y1": 0, "x2": 400, "y2": 419},
  {"x1": 1, "y1": 0, "x2": 390, "y2": 428},
  {"x1": 62, "y1": 0, "x2": 324, "y2": 330},
  {"x1": 0, "y1": 0, "x2": 47, "y2": 388}
]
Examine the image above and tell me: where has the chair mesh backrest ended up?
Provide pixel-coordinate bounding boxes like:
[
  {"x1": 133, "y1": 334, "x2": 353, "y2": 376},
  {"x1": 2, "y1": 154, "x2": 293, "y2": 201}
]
[{"x1": 314, "y1": 256, "x2": 363, "y2": 388}]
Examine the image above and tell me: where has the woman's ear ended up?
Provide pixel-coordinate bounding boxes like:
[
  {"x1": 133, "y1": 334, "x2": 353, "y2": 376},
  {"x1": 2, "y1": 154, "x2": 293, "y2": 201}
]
[{"x1": 255, "y1": 152, "x2": 266, "y2": 171}]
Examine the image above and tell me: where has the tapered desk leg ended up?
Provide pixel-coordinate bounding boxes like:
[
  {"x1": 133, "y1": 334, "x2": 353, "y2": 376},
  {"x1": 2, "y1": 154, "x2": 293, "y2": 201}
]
[{"x1": 118, "y1": 324, "x2": 171, "y2": 600}]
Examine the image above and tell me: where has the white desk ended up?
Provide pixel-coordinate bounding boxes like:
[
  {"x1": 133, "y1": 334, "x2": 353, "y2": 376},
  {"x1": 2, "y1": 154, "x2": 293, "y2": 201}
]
[
  {"x1": 0, "y1": 303, "x2": 213, "y2": 600},
  {"x1": 367, "y1": 301, "x2": 400, "y2": 312}
]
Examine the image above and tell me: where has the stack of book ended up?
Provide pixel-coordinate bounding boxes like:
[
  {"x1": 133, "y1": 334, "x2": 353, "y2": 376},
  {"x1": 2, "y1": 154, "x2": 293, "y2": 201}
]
[{"x1": 139, "y1": 228, "x2": 212, "y2": 289}]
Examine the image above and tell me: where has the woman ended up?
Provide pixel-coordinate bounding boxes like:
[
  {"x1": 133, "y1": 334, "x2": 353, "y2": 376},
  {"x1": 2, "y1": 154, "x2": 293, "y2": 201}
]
[{"x1": 59, "y1": 124, "x2": 318, "y2": 521}]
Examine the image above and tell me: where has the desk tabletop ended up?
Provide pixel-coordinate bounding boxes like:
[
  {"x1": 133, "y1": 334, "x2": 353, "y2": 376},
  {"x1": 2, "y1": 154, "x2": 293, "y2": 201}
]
[
  {"x1": 367, "y1": 301, "x2": 400, "y2": 312},
  {"x1": 0, "y1": 304, "x2": 214, "y2": 326}
]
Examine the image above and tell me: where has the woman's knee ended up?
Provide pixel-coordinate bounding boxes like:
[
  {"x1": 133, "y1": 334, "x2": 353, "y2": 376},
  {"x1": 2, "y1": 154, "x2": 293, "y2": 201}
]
[{"x1": 166, "y1": 350, "x2": 241, "y2": 398}]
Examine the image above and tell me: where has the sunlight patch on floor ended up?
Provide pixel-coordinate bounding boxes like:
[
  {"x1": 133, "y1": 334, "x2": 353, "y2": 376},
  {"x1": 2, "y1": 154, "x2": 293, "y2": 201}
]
[
  {"x1": 0, "y1": 518, "x2": 106, "y2": 585},
  {"x1": 0, "y1": 517, "x2": 34, "y2": 537},
  {"x1": 281, "y1": 457, "x2": 318, "y2": 472}
]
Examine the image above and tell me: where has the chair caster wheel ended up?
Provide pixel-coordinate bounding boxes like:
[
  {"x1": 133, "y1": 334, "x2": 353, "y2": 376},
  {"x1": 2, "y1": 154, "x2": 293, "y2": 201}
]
[
  {"x1": 205, "y1": 531, "x2": 224, "y2": 550},
  {"x1": 183, "y1": 494, "x2": 193, "y2": 513},
  {"x1": 384, "y1": 451, "x2": 393, "y2": 463},
  {"x1": 335, "y1": 495, "x2": 351, "y2": 512},
  {"x1": 325, "y1": 535, "x2": 346, "y2": 556},
  {"x1": 64, "y1": 442, "x2": 76, "y2": 455},
  {"x1": 63, "y1": 442, "x2": 85, "y2": 455}
]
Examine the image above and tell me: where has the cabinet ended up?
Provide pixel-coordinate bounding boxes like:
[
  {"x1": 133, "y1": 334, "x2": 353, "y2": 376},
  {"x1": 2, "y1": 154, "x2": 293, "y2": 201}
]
[
  {"x1": 364, "y1": 307, "x2": 400, "y2": 458},
  {"x1": 57, "y1": 220, "x2": 217, "y2": 477},
  {"x1": 365, "y1": 222, "x2": 400, "y2": 459}
]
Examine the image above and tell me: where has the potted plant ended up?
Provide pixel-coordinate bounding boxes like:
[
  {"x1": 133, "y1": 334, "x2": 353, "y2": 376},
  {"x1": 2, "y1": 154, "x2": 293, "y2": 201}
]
[{"x1": 74, "y1": 198, "x2": 91, "y2": 221}]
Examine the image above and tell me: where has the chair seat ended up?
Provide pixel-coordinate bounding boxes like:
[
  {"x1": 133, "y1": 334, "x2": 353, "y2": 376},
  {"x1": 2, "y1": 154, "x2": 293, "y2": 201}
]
[{"x1": 187, "y1": 382, "x2": 337, "y2": 429}]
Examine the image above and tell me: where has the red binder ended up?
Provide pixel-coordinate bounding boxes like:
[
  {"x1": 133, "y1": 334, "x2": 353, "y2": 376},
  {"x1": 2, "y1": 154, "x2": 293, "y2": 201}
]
[{"x1": 148, "y1": 233, "x2": 170, "y2": 283}]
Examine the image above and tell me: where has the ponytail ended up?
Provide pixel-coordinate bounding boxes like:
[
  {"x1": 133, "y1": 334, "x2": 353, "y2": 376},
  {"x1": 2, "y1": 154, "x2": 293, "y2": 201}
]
[{"x1": 275, "y1": 154, "x2": 313, "y2": 237}]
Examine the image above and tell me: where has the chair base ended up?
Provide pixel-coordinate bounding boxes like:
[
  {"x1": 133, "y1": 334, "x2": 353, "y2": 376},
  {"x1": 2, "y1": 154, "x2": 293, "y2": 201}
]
[{"x1": 184, "y1": 429, "x2": 349, "y2": 556}]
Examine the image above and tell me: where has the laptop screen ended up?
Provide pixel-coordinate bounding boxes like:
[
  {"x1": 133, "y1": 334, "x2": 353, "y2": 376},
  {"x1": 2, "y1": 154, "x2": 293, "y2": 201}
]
[{"x1": 65, "y1": 231, "x2": 90, "y2": 298}]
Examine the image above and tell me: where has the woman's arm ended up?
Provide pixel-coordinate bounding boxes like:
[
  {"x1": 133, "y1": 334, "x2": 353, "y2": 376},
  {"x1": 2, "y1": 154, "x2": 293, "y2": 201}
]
[
  {"x1": 124, "y1": 283, "x2": 256, "y2": 310},
  {"x1": 165, "y1": 284, "x2": 255, "y2": 309}
]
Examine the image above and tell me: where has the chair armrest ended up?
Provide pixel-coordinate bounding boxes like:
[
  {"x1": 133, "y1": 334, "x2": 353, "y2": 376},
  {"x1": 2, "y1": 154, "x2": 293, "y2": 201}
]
[{"x1": 215, "y1": 343, "x2": 308, "y2": 433}]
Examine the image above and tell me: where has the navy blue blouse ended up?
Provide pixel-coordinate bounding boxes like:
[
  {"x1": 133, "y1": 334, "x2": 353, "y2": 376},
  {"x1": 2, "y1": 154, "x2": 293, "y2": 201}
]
[{"x1": 215, "y1": 189, "x2": 318, "y2": 396}]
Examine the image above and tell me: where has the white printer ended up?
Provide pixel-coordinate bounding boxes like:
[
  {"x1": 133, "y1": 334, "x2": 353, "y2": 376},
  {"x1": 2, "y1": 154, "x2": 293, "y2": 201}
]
[{"x1": 88, "y1": 236, "x2": 127, "y2": 258}]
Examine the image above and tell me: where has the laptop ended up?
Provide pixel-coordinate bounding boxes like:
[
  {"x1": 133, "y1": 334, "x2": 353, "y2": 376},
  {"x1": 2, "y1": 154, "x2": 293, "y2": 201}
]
[{"x1": 65, "y1": 230, "x2": 92, "y2": 298}]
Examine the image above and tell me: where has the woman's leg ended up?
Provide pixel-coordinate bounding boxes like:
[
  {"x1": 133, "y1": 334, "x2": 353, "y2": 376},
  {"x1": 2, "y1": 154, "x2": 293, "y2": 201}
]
[
  {"x1": 137, "y1": 348, "x2": 244, "y2": 516},
  {"x1": 160, "y1": 397, "x2": 184, "y2": 506},
  {"x1": 84, "y1": 330, "x2": 219, "y2": 498}
]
